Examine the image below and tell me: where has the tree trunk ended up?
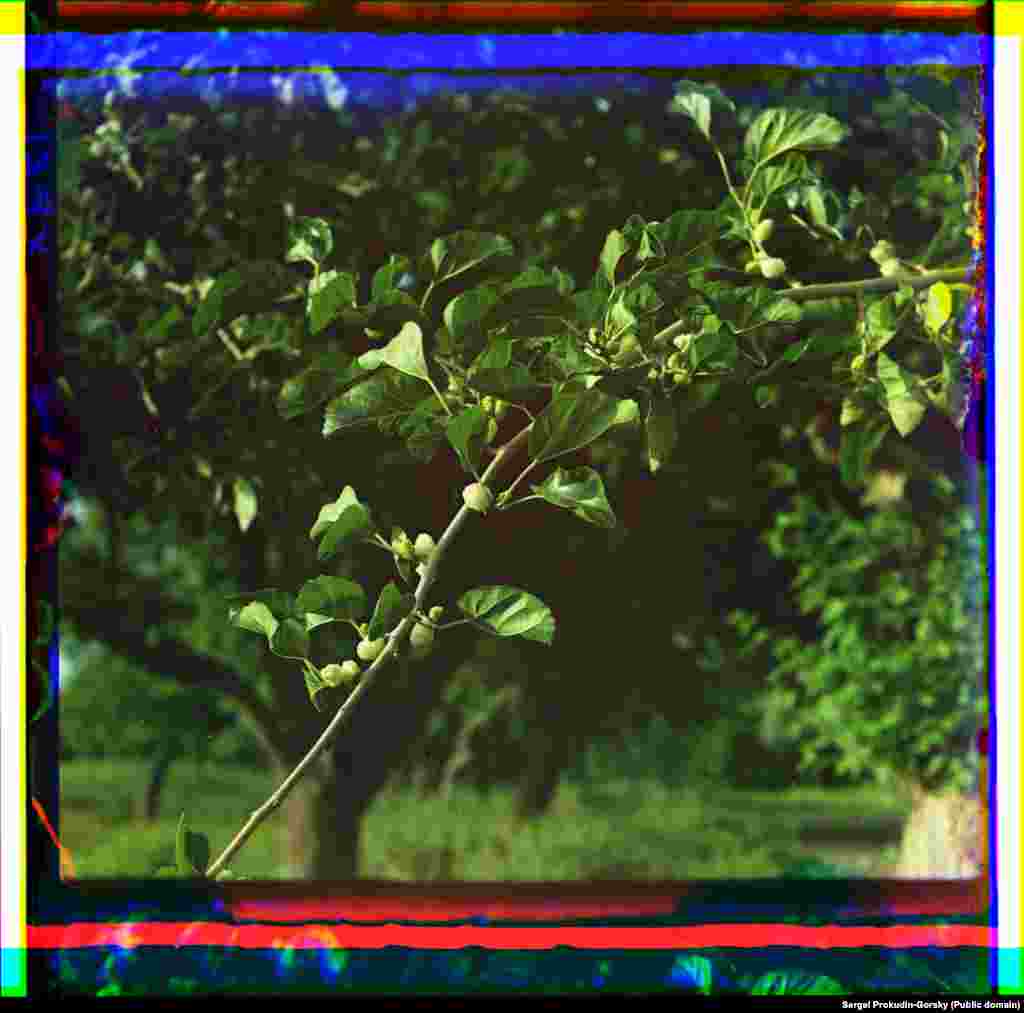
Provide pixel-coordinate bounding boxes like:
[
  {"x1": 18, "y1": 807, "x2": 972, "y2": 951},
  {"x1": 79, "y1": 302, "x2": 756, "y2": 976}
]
[
  {"x1": 515, "y1": 688, "x2": 575, "y2": 822},
  {"x1": 139, "y1": 741, "x2": 181, "y2": 823},
  {"x1": 279, "y1": 636, "x2": 478, "y2": 880},
  {"x1": 896, "y1": 780, "x2": 984, "y2": 878}
]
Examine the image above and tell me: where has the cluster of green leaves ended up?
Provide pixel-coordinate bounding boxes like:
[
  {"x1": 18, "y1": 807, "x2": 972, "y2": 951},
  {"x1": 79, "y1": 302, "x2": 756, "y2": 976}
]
[{"x1": 720, "y1": 473, "x2": 986, "y2": 792}]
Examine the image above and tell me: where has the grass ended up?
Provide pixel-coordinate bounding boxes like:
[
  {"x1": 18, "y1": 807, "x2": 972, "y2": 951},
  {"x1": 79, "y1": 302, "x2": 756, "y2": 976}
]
[{"x1": 57, "y1": 758, "x2": 908, "y2": 881}]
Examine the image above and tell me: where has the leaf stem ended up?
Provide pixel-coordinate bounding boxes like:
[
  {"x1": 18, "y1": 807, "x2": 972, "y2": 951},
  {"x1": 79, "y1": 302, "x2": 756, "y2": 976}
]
[{"x1": 204, "y1": 422, "x2": 533, "y2": 880}]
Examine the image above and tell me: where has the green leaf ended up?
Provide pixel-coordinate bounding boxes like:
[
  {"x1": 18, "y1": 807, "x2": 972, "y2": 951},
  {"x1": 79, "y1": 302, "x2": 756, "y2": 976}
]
[
  {"x1": 840, "y1": 397, "x2": 865, "y2": 427},
  {"x1": 307, "y1": 269, "x2": 356, "y2": 335},
  {"x1": 323, "y1": 369, "x2": 427, "y2": 435},
  {"x1": 651, "y1": 209, "x2": 721, "y2": 260},
  {"x1": 469, "y1": 365, "x2": 540, "y2": 399},
  {"x1": 304, "y1": 613, "x2": 336, "y2": 633},
  {"x1": 645, "y1": 398, "x2": 678, "y2": 474},
  {"x1": 192, "y1": 268, "x2": 245, "y2": 337},
  {"x1": 192, "y1": 261, "x2": 302, "y2": 337},
  {"x1": 232, "y1": 478, "x2": 258, "y2": 533},
  {"x1": 529, "y1": 388, "x2": 632, "y2": 464},
  {"x1": 754, "y1": 385, "x2": 779, "y2": 409},
  {"x1": 749, "y1": 152, "x2": 816, "y2": 207},
  {"x1": 378, "y1": 321, "x2": 432, "y2": 385},
  {"x1": 286, "y1": 216, "x2": 333, "y2": 265},
  {"x1": 530, "y1": 466, "x2": 616, "y2": 528},
  {"x1": 877, "y1": 352, "x2": 928, "y2": 437},
  {"x1": 310, "y1": 486, "x2": 369, "y2": 540},
  {"x1": 864, "y1": 296, "x2": 900, "y2": 355},
  {"x1": 303, "y1": 664, "x2": 333, "y2": 713},
  {"x1": 368, "y1": 582, "x2": 414, "y2": 641},
  {"x1": 689, "y1": 329, "x2": 738, "y2": 371},
  {"x1": 457, "y1": 586, "x2": 555, "y2": 645},
  {"x1": 429, "y1": 230, "x2": 515, "y2": 283},
  {"x1": 372, "y1": 254, "x2": 413, "y2": 301},
  {"x1": 277, "y1": 350, "x2": 363, "y2": 421},
  {"x1": 744, "y1": 108, "x2": 848, "y2": 167},
  {"x1": 318, "y1": 504, "x2": 374, "y2": 562},
  {"x1": 763, "y1": 298, "x2": 803, "y2": 325},
  {"x1": 174, "y1": 813, "x2": 210, "y2": 877},
  {"x1": 600, "y1": 229, "x2": 629, "y2": 286},
  {"x1": 295, "y1": 576, "x2": 368, "y2": 622},
  {"x1": 230, "y1": 602, "x2": 279, "y2": 643},
  {"x1": 924, "y1": 281, "x2": 953, "y2": 335},
  {"x1": 483, "y1": 285, "x2": 577, "y2": 332},
  {"x1": 470, "y1": 338, "x2": 513, "y2": 373},
  {"x1": 446, "y1": 406, "x2": 489, "y2": 475},
  {"x1": 270, "y1": 617, "x2": 310, "y2": 661},
  {"x1": 443, "y1": 286, "x2": 500, "y2": 341},
  {"x1": 669, "y1": 80, "x2": 736, "y2": 140},
  {"x1": 839, "y1": 420, "x2": 889, "y2": 486}
]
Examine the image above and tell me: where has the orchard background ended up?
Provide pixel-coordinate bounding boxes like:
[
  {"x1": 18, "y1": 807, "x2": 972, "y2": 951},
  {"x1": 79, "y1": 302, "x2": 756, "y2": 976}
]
[{"x1": 49, "y1": 56, "x2": 987, "y2": 881}]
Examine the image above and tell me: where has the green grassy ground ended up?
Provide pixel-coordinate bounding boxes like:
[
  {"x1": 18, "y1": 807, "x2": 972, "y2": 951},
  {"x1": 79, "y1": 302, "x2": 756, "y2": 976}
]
[{"x1": 57, "y1": 759, "x2": 907, "y2": 881}]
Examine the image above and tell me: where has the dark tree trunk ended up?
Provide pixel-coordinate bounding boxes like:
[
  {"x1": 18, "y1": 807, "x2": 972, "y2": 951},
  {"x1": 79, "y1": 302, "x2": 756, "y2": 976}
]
[
  {"x1": 515, "y1": 685, "x2": 576, "y2": 822},
  {"x1": 139, "y1": 741, "x2": 181, "y2": 823},
  {"x1": 291, "y1": 634, "x2": 478, "y2": 880}
]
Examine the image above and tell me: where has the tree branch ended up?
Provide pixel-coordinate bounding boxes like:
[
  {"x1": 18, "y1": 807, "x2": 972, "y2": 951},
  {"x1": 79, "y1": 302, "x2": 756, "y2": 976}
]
[{"x1": 204, "y1": 422, "x2": 534, "y2": 879}]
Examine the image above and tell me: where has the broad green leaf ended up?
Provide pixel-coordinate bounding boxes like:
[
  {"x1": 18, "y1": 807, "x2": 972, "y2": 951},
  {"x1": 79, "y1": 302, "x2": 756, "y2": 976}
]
[
  {"x1": 877, "y1": 352, "x2": 928, "y2": 437},
  {"x1": 840, "y1": 397, "x2": 866, "y2": 427},
  {"x1": 749, "y1": 152, "x2": 816, "y2": 207},
  {"x1": 839, "y1": 419, "x2": 889, "y2": 486},
  {"x1": 429, "y1": 230, "x2": 515, "y2": 283},
  {"x1": 232, "y1": 477, "x2": 258, "y2": 533},
  {"x1": 277, "y1": 350, "x2": 363, "y2": 420},
  {"x1": 551, "y1": 267, "x2": 575, "y2": 296},
  {"x1": 689, "y1": 329, "x2": 738, "y2": 371},
  {"x1": 470, "y1": 338, "x2": 513, "y2": 373},
  {"x1": 307, "y1": 269, "x2": 356, "y2": 335},
  {"x1": 600, "y1": 229, "x2": 629, "y2": 286},
  {"x1": 645, "y1": 398, "x2": 678, "y2": 474},
  {"x1": 744, "y1": 108, "x2": 847, "y2": 169},
  {"x1": 230, "y1": 602, "x2": 279, "y2": 642},
  {"x1": 286, "y1": 216, "x2": 333, "y2": 265},
  {"x1": 270, "y1": 617, "x2": 310, "y2": 661},
  {"x1": 469, "y1": 365, "x2": 540, "y2": 399},
  {"x1": 446, "y1": 406, "x2": 489, "y2": 475},
  {"x1": 318, "y1": 504, "x2": 374, "y2": 561},
  {"x1": 443, "y1": 286, "x2": 500, "y2": 340},
  {"x1": 669, "y1": 80, "x2": 736, "y2": 140},
  {"x1": 763, "y1": 298, "x2": 803, "y2": 325},
  {"x1": 924, "y1": 281, "x2": 953, "y2": 335},
  {"x1": 323, "y1": 369, "x2": 428, "y2": 435},
  {"x1": 192, "y1": 268, "x2": 245, "y2": 337},
  {"x1": 651, "y1": 209, "x2": 721, "y2": 260},
  {"x1": 457, "y1": 586, "x2": 555, "y2": 645},
  {"x1": 368, "y1": 582, "x2": 414, "y2": 641},
  {"x1": 295, "y1": 576, "x2": 367, "y2": 622},
  {"x1": 192, "y1": 261, "x2": 304, "y2": 337},
  {"x1": 310, "y1": 486, "x2": 368, "y2": 541},
  {"x1": 303, "y1": 664, "x2": 333, "y2": 713},
  {"x1": 305, "y1": 613, "x2": 336, "y2": 632},
  {"x1": 864, "y1": 296, "x2": 900, "y2": 355},
  {"x1": 371, "y1": 254, "x2": 413, "y2": 301},
  {"x1": 529, "y1": 388, "x2": 631, "y2": 464},
  {"x1": 483, "y1": 286, "x2": 576, "y2": 332},
  {"x1": 572, "y1": 288, "x2": 608, "y2": 329},
  {"x1": 175, "y1": 813, "x2": 210, "y2": 877},
  {"x1": 531, "y1": 466, "x2": 616, "y2": 528},
  {"x1": 378, "y1": 321, "x2": 431, "y2": 385}
]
